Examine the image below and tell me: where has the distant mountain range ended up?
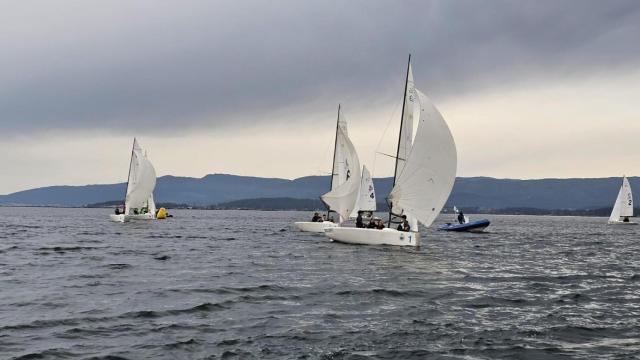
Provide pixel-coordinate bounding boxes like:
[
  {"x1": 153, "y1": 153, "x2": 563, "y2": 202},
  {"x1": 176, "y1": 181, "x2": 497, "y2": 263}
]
[{"x1": 0, "y1": 174, "x2": 637, "y2": 211}]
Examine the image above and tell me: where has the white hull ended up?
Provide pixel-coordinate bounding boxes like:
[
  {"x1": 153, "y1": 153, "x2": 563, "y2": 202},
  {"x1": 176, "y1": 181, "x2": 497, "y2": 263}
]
[
  {"x1": 294, "y1": 221, "x2": 337, "y2": 233},
  {"x1": 324, "y1": 227, "x2": 420, "y2": 247},
  {"x1": 608, "y1": 220, "x2": 638, "y2": 225},
  {"x1": 109, "y1": 213, "x2": 155, "y2": 222},
  {"x1": 109, "y1": 214, "x2": 125, "y2": 222}
]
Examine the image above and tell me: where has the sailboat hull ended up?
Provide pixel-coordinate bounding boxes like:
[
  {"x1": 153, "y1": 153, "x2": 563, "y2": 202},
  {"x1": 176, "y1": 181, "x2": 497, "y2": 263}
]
[
  {"x1": 109, "y1": 213, "x2": 155, "y2": 222},
  {"x1": 438, "y1": 219, "x2": 491, "y2": 232},
  {"x1": 295, "y1": 221, "x2": 337, "y2": 233},
  {"x1": 324, "y1": 227, "x2": 420, "y2": 247},
  {"x1": 607, "y1": 220, "x2": 638, "y2": 225},
  {"x1": 109, "y1": 214, "x2": 125, "y2": 222}
]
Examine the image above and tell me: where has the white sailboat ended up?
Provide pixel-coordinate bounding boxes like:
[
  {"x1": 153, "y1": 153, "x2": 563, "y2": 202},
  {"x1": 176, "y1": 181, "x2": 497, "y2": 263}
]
[
  {"x1": 295, "y1": 105, "x2": 361, "y2": 232},
  {"x1": 349, "y1": 165, "x2": 377, "y2": 218},
  {"x1": 324, "y1": 55, "x2": 457, "y2": 247},
  {"x1": 608, "y1": 176, "x2": 636, "y2": 225},
  {"x1": 109, "y1": 138, "x2": 158, "y2": 222}
]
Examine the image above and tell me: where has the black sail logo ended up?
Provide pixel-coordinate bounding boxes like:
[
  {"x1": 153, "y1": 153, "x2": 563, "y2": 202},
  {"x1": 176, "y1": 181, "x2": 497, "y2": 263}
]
[{"x1": 345, "y1": 159, "x2": 350, "y2": 180}]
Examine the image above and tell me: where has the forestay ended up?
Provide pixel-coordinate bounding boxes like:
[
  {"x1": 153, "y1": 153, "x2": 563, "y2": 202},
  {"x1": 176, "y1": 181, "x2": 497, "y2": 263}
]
[
  {"x1": 321, "y1": 113, "x2": 361, "y2": 222},
  {"x1": 388, "y1": 88, "x2": 457, "y2": 229},
  {"x1": 609, "y1": 176, "x2": 633, "y2": 222}
]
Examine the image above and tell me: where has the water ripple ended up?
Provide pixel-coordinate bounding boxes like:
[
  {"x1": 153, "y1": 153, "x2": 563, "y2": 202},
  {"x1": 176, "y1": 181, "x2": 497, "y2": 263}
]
[{"x1": 0, "y1": 208, "x2": 638, "y2": 359}]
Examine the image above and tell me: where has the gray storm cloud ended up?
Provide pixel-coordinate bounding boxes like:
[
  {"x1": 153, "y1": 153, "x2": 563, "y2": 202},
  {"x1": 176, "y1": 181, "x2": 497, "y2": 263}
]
[{"x1": 1, "y1": 0, "x2": 639, "y2": 135}]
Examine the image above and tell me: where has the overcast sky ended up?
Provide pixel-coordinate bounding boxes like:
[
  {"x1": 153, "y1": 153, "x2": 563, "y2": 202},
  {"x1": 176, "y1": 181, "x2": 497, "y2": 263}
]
[{"x1": 2, "y1": 0, "x2": 640, "y2": 193}]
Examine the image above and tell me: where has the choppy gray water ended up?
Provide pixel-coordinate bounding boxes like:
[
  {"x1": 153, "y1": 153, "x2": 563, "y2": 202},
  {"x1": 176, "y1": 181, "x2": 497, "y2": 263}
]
[{"x1": 0, "y1": 208, "x2": 639, "y2": 359}]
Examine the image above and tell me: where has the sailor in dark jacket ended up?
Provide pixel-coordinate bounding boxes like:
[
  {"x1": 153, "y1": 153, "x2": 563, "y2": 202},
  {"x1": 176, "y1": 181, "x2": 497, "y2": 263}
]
[
  {"x1": 356, "y1": 211, "x2": 364, "y2": 228},
  {"x1": 397, "y1": 215, "x2": 410, "y2": 231}
]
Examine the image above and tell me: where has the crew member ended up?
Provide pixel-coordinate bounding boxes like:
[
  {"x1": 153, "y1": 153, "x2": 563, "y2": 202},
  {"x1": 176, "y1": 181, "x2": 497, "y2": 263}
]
[
  {"x1": 458, "y1": 211, "x2": 465, "y2": 224},
  {"x1": 356, "y1": 211, "x2": 364, "y2": 228},
  {"x1": 397, "y1": 215, "x2": 410, "y2": 231}
]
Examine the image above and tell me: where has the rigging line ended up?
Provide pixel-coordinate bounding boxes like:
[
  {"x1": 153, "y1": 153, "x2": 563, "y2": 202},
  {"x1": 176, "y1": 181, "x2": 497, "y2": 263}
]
[
  {"x1": 376, "y1": 152, "x2": 405, "y2": 161},
  {"x1": 311, "y1": 137, "x2": 335, "y2": 177},
  {"x1": 372, "y1": 100, "x2": 402, "y2": 179}
]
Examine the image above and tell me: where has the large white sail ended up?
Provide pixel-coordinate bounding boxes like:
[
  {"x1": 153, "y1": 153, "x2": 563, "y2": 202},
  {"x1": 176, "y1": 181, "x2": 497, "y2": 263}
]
[
  {"x1": 350, "y1": 165, "x2": 377, "y2": 218},
  {"x1": 388, "y1": 88, "x2": 457, "y2": 229},
  {"x1": 124, "y1": 139, "x2": 157, "y2": 215},
  {"x1": 321, "y1": 114, "x2": 361, "y2": 222},
  {"x1": 609, "y1": 176, "x2": 633, "y2": 222}
]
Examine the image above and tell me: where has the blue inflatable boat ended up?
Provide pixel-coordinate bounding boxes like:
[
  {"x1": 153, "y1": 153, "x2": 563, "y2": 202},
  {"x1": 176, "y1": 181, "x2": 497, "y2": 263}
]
[{"x1": 438, "y1": 219, "x2": 490, "y2": 232}]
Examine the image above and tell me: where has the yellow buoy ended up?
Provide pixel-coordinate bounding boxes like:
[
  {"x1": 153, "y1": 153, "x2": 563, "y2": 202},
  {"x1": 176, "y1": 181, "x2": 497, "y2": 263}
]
[{"x1": 156, "y1": 207, "x2": 167, "y2": 219}]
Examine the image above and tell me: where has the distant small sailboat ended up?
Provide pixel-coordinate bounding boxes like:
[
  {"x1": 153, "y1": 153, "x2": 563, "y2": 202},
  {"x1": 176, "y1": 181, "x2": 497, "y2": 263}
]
[
  {"x1": 325, "y1": 55, "x2": 457, "y2": 247},
  {"x1": 349, "y1": 165, "x2": 377, "y2": 219},
  {"x1": 109, "y1": 138, "x2": 157, "y2": 222},
  {"x1": 607, "y1": 176, "x2": 636, "y2": 225},
  {"x1": 295, "y1": 105, "x2": 361, "y2": 232}
]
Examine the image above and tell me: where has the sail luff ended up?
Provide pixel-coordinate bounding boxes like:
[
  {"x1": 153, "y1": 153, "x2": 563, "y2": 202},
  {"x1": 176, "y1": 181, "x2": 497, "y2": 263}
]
[
  {"x1": 326, "y1": 104, "x2": 341, "y2": 218},
  {"x1": 392, "y1": 55, "x2": 412, "y2": 187},
  {"x1": 122, "y1": 138, "x2": 136, "y2": 213}
]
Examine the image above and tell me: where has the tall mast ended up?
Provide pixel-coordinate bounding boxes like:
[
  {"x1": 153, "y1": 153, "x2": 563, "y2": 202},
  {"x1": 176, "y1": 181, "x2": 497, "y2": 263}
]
[
  {"x1": 388, "y1": 54, "x2": 411, "y2": 227},
  {"x1": 122, "y1": 138, "x2": 136, "y2": 213},
  {"x1": 326, "y1": 104, "x2": 341, "y2": 219}
]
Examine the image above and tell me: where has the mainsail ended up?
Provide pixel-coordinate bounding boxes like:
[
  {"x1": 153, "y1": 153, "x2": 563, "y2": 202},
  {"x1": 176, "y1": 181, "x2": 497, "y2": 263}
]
[
  {"x1": 321, "y1": 111, "x2": 361, "y2": 222},
  {"x1": 609, "y1": 176, "x2": 633, "y2": 222},
  {"x1": 124, "y1": 139, "x2": 157, "y2": 215},
  {"x1": 330, "y1": 109, "x2": 350, "y2": 190},
  {"x1": 395, "y1": 64, "x2": 416, "y2": 179},
  {"x1": 350, "y1": 165, "x2": 377, "y2": 218},
  {"x1": 387, "y1": 85, "x2": 457, "y2": 229}
]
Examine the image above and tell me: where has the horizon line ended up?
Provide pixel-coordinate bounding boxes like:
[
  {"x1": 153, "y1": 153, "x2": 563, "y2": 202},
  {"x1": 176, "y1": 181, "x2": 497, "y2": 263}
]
[{"x1": 1, "y1": 172, "x2": 635, "y2": 196}]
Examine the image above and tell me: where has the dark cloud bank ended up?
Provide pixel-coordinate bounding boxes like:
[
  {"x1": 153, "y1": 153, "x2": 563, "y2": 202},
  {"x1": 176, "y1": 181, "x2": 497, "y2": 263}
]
[{"x1": 1, "y1": 0, "x2": 639, "y2": 135}]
